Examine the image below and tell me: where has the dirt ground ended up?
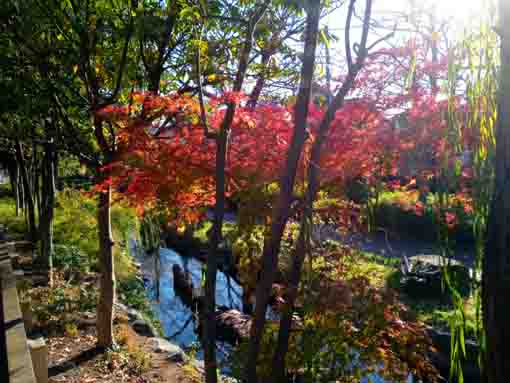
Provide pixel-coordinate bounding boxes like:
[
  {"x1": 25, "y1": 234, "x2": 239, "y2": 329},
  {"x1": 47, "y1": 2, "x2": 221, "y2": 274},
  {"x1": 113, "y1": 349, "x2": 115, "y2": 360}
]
[{"x1": 48, "y1": 322, "x2": 196, "y2": 383}]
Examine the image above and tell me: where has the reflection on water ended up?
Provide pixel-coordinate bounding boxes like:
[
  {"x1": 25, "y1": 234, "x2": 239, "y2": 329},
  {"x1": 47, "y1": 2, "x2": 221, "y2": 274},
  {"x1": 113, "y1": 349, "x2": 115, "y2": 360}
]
[
  {"x1": 144, "y1": 248, "x2": 243, "y2": 352},
  {"x1": 138, "y1": 245, "x2": 414, "y2": 382}
]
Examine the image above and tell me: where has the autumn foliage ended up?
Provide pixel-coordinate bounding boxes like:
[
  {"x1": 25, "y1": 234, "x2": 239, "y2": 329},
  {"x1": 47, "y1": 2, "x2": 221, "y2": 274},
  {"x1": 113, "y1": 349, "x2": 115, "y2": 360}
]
[{"x1": 98, "y1": 103, "x2": 401, "y2": 225}]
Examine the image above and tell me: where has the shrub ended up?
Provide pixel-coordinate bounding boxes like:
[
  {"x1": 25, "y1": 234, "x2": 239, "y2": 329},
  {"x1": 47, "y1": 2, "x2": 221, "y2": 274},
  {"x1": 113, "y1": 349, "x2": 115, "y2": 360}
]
[
  {"x1": 373, "y1": 190, "x2": 474, "y2": 243},
  {"x1": 53, "y1": 245, "x2": 91, "y2": 273},
  {"x1": 64, "y1": 323, "x2": 79, "y2": 337},
  {"x1": 117, "y1": 275, "x2": 162, "y2": 335},
  {"x1": 0, "y1": 195, "x2": 26, "y2": 236}
]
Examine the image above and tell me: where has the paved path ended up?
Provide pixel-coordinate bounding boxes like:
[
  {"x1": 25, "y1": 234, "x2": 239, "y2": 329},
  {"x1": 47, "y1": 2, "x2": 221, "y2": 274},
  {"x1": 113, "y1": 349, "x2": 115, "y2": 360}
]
[{"x1": 313, "y1": 224, "x2": 476, "y2": 267}]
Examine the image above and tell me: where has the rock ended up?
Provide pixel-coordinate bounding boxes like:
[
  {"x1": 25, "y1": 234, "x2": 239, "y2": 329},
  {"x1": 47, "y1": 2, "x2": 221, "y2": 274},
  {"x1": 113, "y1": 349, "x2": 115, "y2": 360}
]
[
  {"x1": 76, "y1": 311, "x2": 96, "y2": 327},
  {"x1": 115, "y1": 302, "x2": 129, "y2": 312},
  {"x1": 115, "y1": 311, "x2": 130, "y2": 324},
  {"x1": 215, "y1": 308, "x2": 252, "y2": 344},
  {"x1": 148, "y1": 338, "x2": 188, "y2": 362},
  {"x1": 127, "y1": 308, "x2": 145, "y2": 323},
  {"x1": 115, "y1": 302, "x2": 145, "y2": 322},
  {"x1": 220, "y1": 376, "x2": 239, "y2": 383},
  {"x1": 400, "y1": 255, "x2": 471, "y2": 299},
  {"x1": 132, "y1": 319, "x2": 158, "y2": 337}
]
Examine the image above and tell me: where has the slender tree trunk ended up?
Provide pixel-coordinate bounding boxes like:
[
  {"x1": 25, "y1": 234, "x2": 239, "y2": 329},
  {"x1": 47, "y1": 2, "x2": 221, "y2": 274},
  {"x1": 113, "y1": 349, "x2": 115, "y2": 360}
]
[
  {"x1": 265, "y1": 1, "x2": 374, "y2": 379},
  {"x1": 15, "y1": 140, "x2": 37, "y2": 241},
  {"x1": 203, "y1": 5, "x2": 270, "y2": 382},
  {"x1": 39, "y1": 141, "x2": 56, "y2": 285},
  {"x1": 482, "y1": 1, "x2": 510, "y2": 381},
  {"x1": 203, "y1": 122, "x2": 227, "y2": 383},
  {"x1": 271, "y1": 73, "x2": 357, "y2": 380},
  {"x1": 247, "y1": 48, "x2": 273, "y2": 108},
  {"x1": 94, "y1": 115, "x2": 116, "y2": 349},
  {"x1": 18, "y1": 166, "x2": 24, "y2": 212},
  {"x1": 245, "y1": 4, "x2": 321, "y2": 382},
  {"x1": 96, "y1": 185, "x2": 116, "y2": 348},
  {"x1": 33, "y1": 143, "x2": 42, "y2": 222},
  {"x1": 7, "y1": 162, "x2": 19, "y2": 216},
  {"x1": 271, "y1": 225, "x2": 308, "y2": 382}
]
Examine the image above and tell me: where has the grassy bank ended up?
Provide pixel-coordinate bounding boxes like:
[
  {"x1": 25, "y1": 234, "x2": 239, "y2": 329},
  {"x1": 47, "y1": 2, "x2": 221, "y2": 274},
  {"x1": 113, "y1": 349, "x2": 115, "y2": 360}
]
[{"x1": 0, "y1": 185, "x2": 160, "y2": 333}]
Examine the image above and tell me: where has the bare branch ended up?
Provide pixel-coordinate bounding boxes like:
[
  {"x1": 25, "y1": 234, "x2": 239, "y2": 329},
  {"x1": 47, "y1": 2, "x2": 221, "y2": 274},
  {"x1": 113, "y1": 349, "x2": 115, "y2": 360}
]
[
  {"x1": 345, "y1": 0, "x2": 356, "y2": 71},
  {"x1": 357, "y1": 0, "x2": 373, "y2": 64},
  {"x1": 367, "y1": 25, "x2": 396, "y2": 51}
]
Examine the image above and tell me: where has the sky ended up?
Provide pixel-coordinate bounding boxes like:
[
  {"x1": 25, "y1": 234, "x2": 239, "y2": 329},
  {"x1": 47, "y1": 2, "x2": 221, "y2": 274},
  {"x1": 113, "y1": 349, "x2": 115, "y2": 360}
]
[{"x1": 321, "y1": 0, "x2": 495, "y2": 76}]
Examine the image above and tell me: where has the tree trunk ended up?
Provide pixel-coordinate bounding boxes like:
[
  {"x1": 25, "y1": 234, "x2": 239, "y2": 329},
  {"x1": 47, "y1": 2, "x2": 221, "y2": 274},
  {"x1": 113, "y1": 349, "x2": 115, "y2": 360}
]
[
  {"x1": 39, "y1": 141, "x2": 56, "y2": 285},
  {"x1": 203, "y1": 124, "x2": 227, "y2": 383},
  {"x1": 482, "y1": 1, "x2": 510, "y2": 381},
  {"x1": 148, "y1": 69, "x2": 162, "y2": 94},
  {"x1": 96, "y1": 185, "x2": 116, "y2": 349},
  {"x1": 245, "y1": 3, "x2": 321, "y2": 382},
  {"x1": 271, "y1": 226, "x2": 308, "y2": 382},
  {"x1": 33, "y1": 143, "x2": 42, "y2": 222},
  {"x1": 18, "y1": 165, "x2": 24, "y2": 212},
  {"x1": 247, "y1": 48, "x2": 273, "y2": 108},
  {"x1": 15, "y1": 140, "x2": 37, "y2": 241},
  {"x1": 6, "y1": 161, "x2": 19, "y2": 216},
  {"x1": 203, "y1": 5, "x2": 270, "y2": 382},
  {"x1": 267, "y1": 1, "x2": 374, "y2": 379}
]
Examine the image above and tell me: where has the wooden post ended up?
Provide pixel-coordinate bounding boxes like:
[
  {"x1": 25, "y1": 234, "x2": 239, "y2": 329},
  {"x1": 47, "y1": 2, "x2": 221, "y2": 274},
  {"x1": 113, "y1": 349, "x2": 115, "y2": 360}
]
[
  {"x1": 27, "y1": 338, "x2": 48, "y2": 383},
  {"x1": 20, "y1": 301, "x2": 33, "y2": 335}
]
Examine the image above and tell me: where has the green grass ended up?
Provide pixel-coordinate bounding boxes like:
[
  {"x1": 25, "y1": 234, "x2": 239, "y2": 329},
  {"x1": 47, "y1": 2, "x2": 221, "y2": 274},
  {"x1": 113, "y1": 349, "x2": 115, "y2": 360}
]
[
  {"x1": 0, "y1": 187, "x2": 27, "y2": 236},
  {"x1": 0, "y1": 187, "x2": 139, "y2": 282},
  {"x1": 1, "y1": 185, "x2": 163, "y2": 331},
  {"x1": 321, "y1": 242, "x2": 478, "y2": 337},
  {"x1": 386, "y1": 267, "x2": 477, "y2": 336}
]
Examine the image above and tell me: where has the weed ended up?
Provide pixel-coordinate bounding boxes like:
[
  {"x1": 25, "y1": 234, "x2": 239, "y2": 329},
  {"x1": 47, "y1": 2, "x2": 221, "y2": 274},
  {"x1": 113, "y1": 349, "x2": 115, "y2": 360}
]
[
  {"x1": 64, "y1": 323, "x2": 79, "y2": 337},
  {"x1": 128, "y1": 346, "x2": 152, "y2": 374}
]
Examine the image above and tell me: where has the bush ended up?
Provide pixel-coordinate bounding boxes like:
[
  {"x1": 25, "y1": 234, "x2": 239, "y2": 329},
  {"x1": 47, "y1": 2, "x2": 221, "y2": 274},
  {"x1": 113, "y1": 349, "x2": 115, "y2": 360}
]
[
  {"x1": 118, "y1": 275, "x2": 162, "y2": 335},
  {"x1": 373, "y1": 190, "x2": 474, "y2": 243},
  {"x1": 0, "y1": 194, "x2": 26, "y2": 236},
  {"x1": 51, "y1": 188, "x2": 139, "y2": 279},
  {"x1": 53, "y1": 245, "x2": 91, "y2": 273}
]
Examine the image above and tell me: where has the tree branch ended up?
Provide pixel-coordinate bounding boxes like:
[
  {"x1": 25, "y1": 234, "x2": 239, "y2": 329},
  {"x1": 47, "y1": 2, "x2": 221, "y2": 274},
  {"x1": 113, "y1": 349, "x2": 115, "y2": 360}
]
[
  {"x1": 367, "y1": 26, "x2": 396, "y2": 52},
  {"x1": 345, "y1": 0, "x2": 356, "y2": 72}
]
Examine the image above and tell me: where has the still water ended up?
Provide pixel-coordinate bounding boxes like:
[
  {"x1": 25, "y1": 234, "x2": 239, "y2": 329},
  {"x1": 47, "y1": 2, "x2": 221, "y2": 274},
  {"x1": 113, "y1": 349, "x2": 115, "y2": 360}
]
[{"x1": 140, "y1": 246, "x2": 414, "y2": 383}]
